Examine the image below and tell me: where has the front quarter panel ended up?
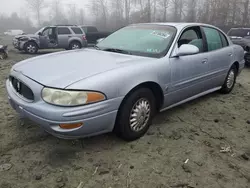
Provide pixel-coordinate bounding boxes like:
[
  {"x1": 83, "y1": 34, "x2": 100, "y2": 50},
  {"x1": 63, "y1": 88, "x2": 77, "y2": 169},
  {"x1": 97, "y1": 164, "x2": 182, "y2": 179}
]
[{"x1": 66, "y1": 58, "x2": 170, "y2": 101}]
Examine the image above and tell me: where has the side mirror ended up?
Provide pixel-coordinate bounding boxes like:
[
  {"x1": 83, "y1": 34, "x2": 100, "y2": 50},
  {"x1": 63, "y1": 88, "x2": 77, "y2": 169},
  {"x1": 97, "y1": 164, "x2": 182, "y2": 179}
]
[
  {"x1": 38, "y1": 32, "x2": 42, "y2": 36},
  {"x1": 175, "y1": 44, "x2": 199, "y2": 57},
  {"x1": 96, "y1": 38, "x2": 105, "y2": 43}
]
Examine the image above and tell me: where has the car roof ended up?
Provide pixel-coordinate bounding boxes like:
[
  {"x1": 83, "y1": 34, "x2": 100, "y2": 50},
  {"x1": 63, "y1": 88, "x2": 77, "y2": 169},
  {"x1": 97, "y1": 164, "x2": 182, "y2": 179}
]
[
  {"x1": 79, "y1": 25, "x2": 96, "y2": 28},
  {"x1": 131, "y1": 22, "x2": 222, "y2": 31},
  {"x1": 229, "y1": 27, "x2": 250, "y2": 30},
  {"x1": 130, "y1": 22, "x2": 218, "y2": 29}
]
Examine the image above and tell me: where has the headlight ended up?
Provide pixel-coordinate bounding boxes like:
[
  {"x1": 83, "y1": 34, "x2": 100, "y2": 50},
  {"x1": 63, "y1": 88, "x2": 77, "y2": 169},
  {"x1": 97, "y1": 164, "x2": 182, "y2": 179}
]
[
  {"x1": 42, "y1": 88, "x2": 106, "y2": 106},
  {"x1": 19, "y1": 37, "x2": 28, "y2": 41}
]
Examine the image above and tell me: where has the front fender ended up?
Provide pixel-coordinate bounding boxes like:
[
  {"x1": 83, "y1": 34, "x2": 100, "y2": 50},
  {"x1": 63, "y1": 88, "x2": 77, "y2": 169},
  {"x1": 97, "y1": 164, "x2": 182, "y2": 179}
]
[
  {"x1": 20, "y1": 39, "x2": 40, "y2": 49},
  {"x1": 66, "y1": 59, "x2": 168, "y2": 100}
]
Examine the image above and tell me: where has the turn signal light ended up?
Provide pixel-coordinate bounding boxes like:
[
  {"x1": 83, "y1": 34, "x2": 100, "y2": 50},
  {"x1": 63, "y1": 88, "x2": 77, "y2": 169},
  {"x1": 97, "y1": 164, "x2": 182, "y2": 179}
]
[{"x1": 59, "y1": 123, "x2": 83, "y2": 129}]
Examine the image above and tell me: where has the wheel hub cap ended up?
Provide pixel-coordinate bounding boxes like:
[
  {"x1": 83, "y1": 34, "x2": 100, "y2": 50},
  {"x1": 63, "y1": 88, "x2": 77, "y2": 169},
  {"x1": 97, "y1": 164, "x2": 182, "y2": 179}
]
[
  {"x1": 227, "y1": 70, "x2": 235, "y2": 88},
  {"x1": 129, "y1": 98, "x2": 151, "y2": 132},
  {"x1": 72, "y1": 44, "x2": 80, "y2": 49},
  {"x1": 27, "y1": 45, "x2": 35, "y2": 53}
]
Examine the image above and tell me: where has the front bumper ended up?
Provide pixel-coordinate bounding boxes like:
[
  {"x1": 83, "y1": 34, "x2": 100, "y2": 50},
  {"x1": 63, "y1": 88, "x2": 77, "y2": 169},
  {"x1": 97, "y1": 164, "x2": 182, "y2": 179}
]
[
  {"x1": 13, "y1": 39, "x2": 26, "y2": 50},
  {"x1": 6, "y1": 73, "x2": 123, "y2": 139}
]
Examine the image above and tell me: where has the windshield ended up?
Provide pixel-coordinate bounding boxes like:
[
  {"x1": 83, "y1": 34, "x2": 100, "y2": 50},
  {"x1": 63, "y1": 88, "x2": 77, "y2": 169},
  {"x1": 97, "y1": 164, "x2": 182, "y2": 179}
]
[
  {"x1": 35, "y1": 27, "x2": 45, "y2": 35},
  {"x1": 228, "y1": 29, "x2": 250, "y2": 37},
  {"x1": 96, "y1": 24, "x2": 176, "y2": 58}
]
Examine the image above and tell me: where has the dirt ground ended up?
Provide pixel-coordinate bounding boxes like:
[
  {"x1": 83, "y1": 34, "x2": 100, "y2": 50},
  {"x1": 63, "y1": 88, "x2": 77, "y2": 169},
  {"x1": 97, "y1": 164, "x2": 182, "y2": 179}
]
[{"x1": 0, "y1": 36, "x2": 250, "y2": 188}]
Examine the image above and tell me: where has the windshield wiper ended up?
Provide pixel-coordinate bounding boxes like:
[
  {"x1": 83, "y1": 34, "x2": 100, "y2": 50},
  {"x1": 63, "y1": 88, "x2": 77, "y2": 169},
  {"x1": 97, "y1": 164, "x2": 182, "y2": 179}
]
[{"x1": 102, "y1": 48, "x2": 131, "y2": 55}]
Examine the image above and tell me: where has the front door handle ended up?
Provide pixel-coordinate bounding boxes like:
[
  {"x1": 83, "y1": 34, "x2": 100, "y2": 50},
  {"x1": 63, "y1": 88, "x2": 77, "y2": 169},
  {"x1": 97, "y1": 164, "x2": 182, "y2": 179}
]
[{"x1": 228, "y1": 52, "x2": 233, "y2": 56}]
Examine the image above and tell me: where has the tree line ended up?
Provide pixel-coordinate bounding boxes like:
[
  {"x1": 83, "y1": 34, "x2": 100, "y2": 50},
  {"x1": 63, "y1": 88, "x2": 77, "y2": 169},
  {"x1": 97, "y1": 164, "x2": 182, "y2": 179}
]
[{"x1": 1, "y1": 0, "x2": 250, "y2": 33}]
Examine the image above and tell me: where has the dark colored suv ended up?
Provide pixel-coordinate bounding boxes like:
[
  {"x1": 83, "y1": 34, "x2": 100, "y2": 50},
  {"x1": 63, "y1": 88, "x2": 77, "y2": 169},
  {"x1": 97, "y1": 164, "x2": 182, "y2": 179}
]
[{"x1": 228, "y1": 28, "x2": 250, "y2": 65}]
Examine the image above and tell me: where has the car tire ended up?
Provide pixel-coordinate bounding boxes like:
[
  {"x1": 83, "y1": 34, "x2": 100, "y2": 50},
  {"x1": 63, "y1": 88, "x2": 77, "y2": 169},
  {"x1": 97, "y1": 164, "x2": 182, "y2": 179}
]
[
  {"x1": 0, "y1": 52, "x2": 7, "y2": 59},
  {"x1": 245, "y1": 60, "x2": 250, "y2": 67},
  {"x1": 69, "y1": 41, "x2": 82, "y2": 50},
  {"x1": 220, "y1": 64, "x2": 237, "y2": 94},
  {"x1": 24, "y1": 41, "x2": 38, "y2": 54},
  {"x1": 115, "y1": 88, "x2": 156, "y2": 141}
]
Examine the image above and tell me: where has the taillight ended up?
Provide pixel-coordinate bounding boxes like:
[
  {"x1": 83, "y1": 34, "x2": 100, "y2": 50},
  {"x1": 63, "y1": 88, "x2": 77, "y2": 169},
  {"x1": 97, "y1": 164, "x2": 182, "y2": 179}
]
[{"x1": 82, "y1": 35, "x2": 86, "y2": 40}]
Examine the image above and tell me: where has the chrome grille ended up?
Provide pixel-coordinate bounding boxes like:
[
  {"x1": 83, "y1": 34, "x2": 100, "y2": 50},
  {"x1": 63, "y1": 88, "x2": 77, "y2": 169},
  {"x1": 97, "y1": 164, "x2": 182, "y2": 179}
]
[{"x1": 10, "y1": 76, "x2": 34, "y2": 101}]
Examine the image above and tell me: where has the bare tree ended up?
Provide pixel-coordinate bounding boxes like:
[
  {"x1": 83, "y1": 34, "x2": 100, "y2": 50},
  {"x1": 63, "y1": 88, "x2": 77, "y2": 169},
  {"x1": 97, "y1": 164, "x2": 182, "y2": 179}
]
[
  {"x1": 172, "y1": 0, "x2": 184, "y2": 22},
  {"x1": 68, "y1": 3, "x2": 77, "y2": 24},
  {"x1": 242, "y1": 0, "x2": 250, "y2": 25},
  {"x1": 186, "y1": 0, "x2": 197, "y2": 22},
  {"x1": 79, "y1": 8, "x2": 85, "y2": 25},
  {"x1": 124, "y1": 0, "x2": 131, "y2": 24},
  {"x1": 26, "y1": 0, "x2": 46, "y2": 26},
  {"x1": 50, "y1": 0, "x2": 65, "y2": 24},
  {"x1": 159, "y1": 0, "x2": 170, "y2": 21}
]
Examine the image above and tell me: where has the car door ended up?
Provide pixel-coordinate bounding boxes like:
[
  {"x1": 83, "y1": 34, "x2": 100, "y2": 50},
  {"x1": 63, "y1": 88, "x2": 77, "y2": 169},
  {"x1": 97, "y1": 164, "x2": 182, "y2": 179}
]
[
  {"x1": 166, "y1": 26, "x2": 210, "y2": 107},
  {"x1": 57, "y1": 27, "x2": 72, "y2": 48},
  {"x1": 39, "y1": 27, "x2": 51, "y2": 48},
  {"x1": 201, "y1": 26, "x2": 233, "y2": 88}
]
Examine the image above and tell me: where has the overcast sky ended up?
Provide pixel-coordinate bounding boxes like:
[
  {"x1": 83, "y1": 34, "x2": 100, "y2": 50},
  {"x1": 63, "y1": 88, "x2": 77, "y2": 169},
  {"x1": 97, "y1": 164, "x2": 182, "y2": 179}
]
[{"x1": 0, "y1": 0, "x2": 89, "y2": 16}]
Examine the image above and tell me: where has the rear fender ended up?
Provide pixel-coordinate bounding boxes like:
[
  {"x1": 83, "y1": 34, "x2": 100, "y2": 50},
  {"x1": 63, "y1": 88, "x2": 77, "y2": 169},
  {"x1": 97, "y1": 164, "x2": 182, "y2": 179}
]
[{"x1": 69, "y1": 37, "x2": 83, "y2": 46}]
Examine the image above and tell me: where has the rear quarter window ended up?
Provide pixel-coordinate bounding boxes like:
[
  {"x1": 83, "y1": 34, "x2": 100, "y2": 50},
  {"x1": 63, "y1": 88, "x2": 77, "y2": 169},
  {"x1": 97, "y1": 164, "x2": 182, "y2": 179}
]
[
  {"x1": 220, "y1": 33, "x2": 229, "y2": 47},
  {"x1": 71, "y1": 27, "x2": 83, "y2": 34}
]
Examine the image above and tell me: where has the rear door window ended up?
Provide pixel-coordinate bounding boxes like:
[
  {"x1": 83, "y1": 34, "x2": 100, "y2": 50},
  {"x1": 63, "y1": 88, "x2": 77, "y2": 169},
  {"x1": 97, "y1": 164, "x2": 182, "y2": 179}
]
[
  {"x1": 202, "y1": 27, "x2": 223, "y2": 51},
  {"x1": 58, "y1": 27, "x2": 71, "y2": 35},
  {"x1": 71, "y1": 27, "x2": 83, "y2": 34}
]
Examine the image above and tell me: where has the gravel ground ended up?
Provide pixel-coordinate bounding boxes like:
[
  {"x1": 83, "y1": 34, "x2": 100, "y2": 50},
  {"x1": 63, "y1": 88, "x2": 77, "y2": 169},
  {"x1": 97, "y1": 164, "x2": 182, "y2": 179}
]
[{"x1": 0, "y1": 36, "x2": 250, "y2": 188}]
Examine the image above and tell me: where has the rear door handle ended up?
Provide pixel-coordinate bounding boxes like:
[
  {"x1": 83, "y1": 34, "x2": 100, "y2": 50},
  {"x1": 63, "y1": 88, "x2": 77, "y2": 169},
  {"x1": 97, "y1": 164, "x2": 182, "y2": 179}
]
[
  {"x1": 202, "y1": 59, "x2": 208, "y2": 64},
  {"x1": 68, "y1": 35, "x2": 72, "y2": 38},
  {"x1": 228, "y1": 53, "x2": 233, "y2": 56}
]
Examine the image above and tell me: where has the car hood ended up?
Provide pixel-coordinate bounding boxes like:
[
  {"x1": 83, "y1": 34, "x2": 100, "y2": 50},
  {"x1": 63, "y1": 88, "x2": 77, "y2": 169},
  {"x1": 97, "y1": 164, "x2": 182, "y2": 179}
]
[
  {"x1": 13, "y1": 49, "x2": 150, "y2": 88},
  {"x1": 14, "y1": 34, "x2": 38, "y2": 40}
]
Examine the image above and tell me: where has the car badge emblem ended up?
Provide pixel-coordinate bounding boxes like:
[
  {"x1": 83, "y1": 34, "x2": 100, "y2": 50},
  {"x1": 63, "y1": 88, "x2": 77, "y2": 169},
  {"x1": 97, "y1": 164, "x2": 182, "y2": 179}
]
[{"x1": 17, "y1": 81, "x2": 21, "y2": 92}]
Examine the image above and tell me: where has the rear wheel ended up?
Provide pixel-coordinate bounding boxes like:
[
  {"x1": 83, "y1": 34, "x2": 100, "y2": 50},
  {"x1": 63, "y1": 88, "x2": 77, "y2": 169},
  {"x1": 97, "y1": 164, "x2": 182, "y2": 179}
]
[
  {"x1": 69, "y1": 41, "x2": 81, "y2": 50},
  {"x1": 114, "y1": 88, "x2": 156, "y2": 141},
  {"x1": 220, "y1": 65, "x2": 237, "y2": 94},
  {"x1": 24, "y1": 41, "x2": 38, "y2": 54}
]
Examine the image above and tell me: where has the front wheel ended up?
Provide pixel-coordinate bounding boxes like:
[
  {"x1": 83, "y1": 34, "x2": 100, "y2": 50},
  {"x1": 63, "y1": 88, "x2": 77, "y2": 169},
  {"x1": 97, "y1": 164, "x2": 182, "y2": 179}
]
[
  {"x1": 114, "y1": 88, "x2": 156, "y2": 141},
  {"x1": 24, "y1": 41, "x2": 38, "y2": 54},
  {"x1": 0, "y1": 52, "x2": 7, "y2": 59},
  {"x1": 220, "y1": 65, "x2": 237, "y2": 94}
]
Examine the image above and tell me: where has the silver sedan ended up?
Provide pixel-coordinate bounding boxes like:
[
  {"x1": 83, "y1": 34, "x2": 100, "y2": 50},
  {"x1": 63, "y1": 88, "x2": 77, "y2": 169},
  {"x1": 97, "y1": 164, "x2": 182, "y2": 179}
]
[{"x1": 6, "y1": 23, "x2": 245, "y2": 141}]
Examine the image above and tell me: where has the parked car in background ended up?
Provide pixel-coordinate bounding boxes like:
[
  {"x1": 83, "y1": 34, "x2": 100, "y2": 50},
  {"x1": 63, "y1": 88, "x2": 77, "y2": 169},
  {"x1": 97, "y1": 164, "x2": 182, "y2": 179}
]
[
  {"x1": 4, "y1": 29, "x2": 24, "y2": 36},
  {"x1": 6, "y1": 23, "x2": 244, "y2": 141},
  {"x1": 227, "y1": 27, "x2": 250, "y2": 65},
  {"x1": 80, "y1": 25, "x2": 111, "y2": 44},
  {"x1": 13, "y1": 25, "x2": 87, "y2": 54},
  {"x1": 0, "y1": 45, "x2": 8, "y2": 59}
]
